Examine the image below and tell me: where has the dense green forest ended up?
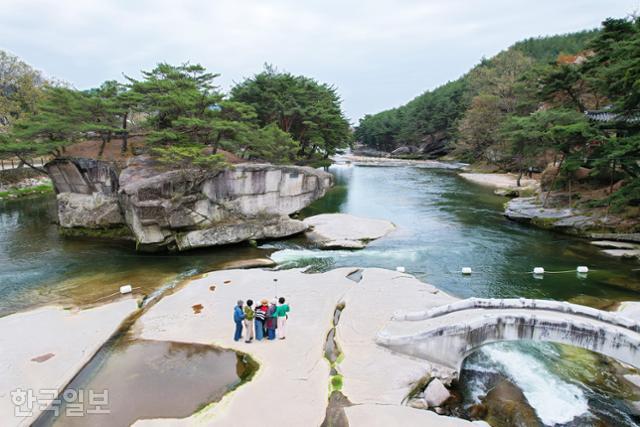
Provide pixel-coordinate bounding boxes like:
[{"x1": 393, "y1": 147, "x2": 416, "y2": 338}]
[
  {"x1": 511, "y1": 29, "x2": 599, "y2": 62},
  {"x1": 356, "y1": 19, "x2": 640, "y2": 211},
  {"x1": 355, "y1": 29, "x2": 598, "y2": 154},
  {"x1": 0, "y1": 61, "x2": 351, "y2": 169}
]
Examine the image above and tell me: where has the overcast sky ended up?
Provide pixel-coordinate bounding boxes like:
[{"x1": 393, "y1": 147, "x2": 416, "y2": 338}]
[{"x1": 1, "y1": 0, "x2": 638, "y2": 122}]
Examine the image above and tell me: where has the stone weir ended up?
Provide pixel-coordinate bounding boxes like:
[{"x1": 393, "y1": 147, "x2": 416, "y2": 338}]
[
  {"x1": 46, "y1": 156, "x2": 333, "y2": 251},
  {"x1": 378, "y1": 297, "x2": 640, "y2": 374}
]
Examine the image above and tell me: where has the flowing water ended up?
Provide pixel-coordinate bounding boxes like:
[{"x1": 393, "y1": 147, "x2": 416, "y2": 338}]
[
  {"x1": 271, "y1": 163, "x2": 640, "y2": 425},
  {"x1": 460, "y1": 341, "x2": 640, "y2": 426},
  {"x1": 0, "y1": 196, "x2": 271, "y2": 316},
  {"x1": 2, "y1": 162, "x2": 640, "y2": 425},
  {"x1": 273, "y1": 164, "x2": 640, "y2": 303}
]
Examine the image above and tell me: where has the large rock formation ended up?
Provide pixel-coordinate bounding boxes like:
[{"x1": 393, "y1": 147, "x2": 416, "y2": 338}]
[
  {"x1": 46, "y1": 156, "x2": 333, "y2": 251},
  {"x1": 504, "y1": 196, "x2": 627, "y2": 236}
]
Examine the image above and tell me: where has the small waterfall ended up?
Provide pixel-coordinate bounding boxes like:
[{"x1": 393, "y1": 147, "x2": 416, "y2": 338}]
[
  {"x1": 475, "y1": 343, "x2": 588, "y2": 425},
  {"x1": 461, "y1": 341, "x2": 640, "y2": 427}
]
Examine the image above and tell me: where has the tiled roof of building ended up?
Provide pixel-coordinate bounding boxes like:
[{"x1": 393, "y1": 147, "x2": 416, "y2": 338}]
[{"x1": 585, "y1": 109, "x2": 640, "y2": 123}]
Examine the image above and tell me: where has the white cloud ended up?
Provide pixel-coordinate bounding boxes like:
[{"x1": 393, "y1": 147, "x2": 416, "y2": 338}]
[{"x1": 0, "y1": 0, "x2": 637, "y2": 120}]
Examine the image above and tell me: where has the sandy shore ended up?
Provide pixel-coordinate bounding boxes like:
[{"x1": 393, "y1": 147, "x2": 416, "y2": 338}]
[
  {"x1": 459, "y1": 172, "x2": 539, "y2": 193},
  {"x1": 0, "y1": 298, "x2": 138, "y2": 426},
  {"x1": 132, "y1": 268, "x2": 481, "y2": 426}
]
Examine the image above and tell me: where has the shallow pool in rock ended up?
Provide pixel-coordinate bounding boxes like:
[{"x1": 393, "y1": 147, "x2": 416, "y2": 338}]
[{"x1": 35, "y1": 338, "x2": 257, "y2": 427}]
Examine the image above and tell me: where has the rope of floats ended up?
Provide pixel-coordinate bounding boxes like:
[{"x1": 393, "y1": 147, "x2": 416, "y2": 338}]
[
  {"x1": 87, "y1": 265, "x2": 636, "y2": 306},
  {"x1": 396, "y1": 265, "x2": 609, "y2": 277},
  {"x1": 94, "y1": 285, "x2": 142, "y2": 302}
]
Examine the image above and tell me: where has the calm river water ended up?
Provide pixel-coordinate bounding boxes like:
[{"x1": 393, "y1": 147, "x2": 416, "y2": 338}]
[{"x1": 1, "y1": 162, "x2": 639, "y2": 425}]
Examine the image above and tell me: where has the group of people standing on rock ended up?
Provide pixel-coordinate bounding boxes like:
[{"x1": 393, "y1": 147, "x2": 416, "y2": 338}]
[{"x1": 233, "y1": 297, "x2": 290, "y2": 342}]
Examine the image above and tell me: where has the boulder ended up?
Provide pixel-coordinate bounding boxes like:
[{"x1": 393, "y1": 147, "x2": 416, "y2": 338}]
[
  {"x1": 482, "y1": 379, "x2": 541, "y2": 427},
  {"x1": 573, "y1": 167, "x2": 592, "y2": 181},
  {"x1": 407, "y1": 397, "x2": 429, "y2": 410},
  {"x1": 56, "y1": 192, "x2": 123, "y2": 228},
  {"x1": 424, "y1": 378, "x2": 451, "y2": 408},
  {"x1": 391, "y1": 146, "x2": 413, "y2": 156},
  {"x1": 303, "y1": 213, "x2": 395, "y2": 249},
  {"x1": 418, "y1": 132, "x2": 449, "y2": 158},
  {"x1": 46, "y1": 156, "x2": 333, "y2": 251}
]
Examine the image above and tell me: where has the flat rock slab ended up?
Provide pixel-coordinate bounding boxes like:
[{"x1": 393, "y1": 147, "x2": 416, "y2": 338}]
[
  {"x1": 591, "y1": 241, "x2": 640, "y2": 250},
  {"x1": 133, "y1": 268, "x2": 465, "y2": 427},
  {"x1": 505, "y1": 197, "x2": 573, "y2": 221},
  {"x1": 134, "y1": 268, "x2": 356, "y2": 427},
  {"x1": 303, "y1": 213, "x2": 395, "y2": 249},
  {"x1": 459, "y1": 173, "x2": 538, "y2": 192},
  {"x1": 0, "y1": 299, "x2": 138, "y2": 426},
  {"x1": 337, "y1": 270, "x2": 456, "y2": 407},
  {"x1": 345, "y1": 404, "x2": 482, "y2": 426},
  {"x1": 601, "y1": 249, "x2": 640, "y2": 259},
  {"x1": 217, "y1": 258, "x2": 277, "y2": 270}
]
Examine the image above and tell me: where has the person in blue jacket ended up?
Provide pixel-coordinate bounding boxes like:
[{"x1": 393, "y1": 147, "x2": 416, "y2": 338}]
[{"x1": 233, "y1": 300, "x2": 245, "y2": 341}]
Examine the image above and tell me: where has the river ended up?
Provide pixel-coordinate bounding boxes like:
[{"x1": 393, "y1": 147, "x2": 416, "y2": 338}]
[{"x1": 1, "y1": 162, "x2": 639, "y2": 425}]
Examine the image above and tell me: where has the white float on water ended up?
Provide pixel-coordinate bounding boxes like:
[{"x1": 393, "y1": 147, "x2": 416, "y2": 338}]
[
  {"x1": 577, "y1": 266, "x2": 589, "y2": 274},
  {"x1": 533, "y1": 267, "x2": 545, "y2": 275},
  {"x1": 461, "y1": 267, "x2": 473, "y2": 275},
  {"x1": 396, "y1": 266, "x2": 406, "y2": 273},
  {"x1": 119, "y1": 285, "x2": 133, "y2": 294}
]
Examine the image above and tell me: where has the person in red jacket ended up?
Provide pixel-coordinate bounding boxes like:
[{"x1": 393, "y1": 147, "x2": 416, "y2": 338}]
[
  {"x1": 265, "y1": 299, "x2": 278, "y2": 340},
  {"x1": 254, "y1": 299, "x2": 268, "y2": 341}
]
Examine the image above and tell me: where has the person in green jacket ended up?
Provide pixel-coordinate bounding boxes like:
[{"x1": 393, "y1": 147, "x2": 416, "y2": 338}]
[
  {"x1": 243, "y1": 299, "x2": 255, "y2": 343},
  {"x1": 275, "y1": 297, "x2": 290, "y2": 340}
]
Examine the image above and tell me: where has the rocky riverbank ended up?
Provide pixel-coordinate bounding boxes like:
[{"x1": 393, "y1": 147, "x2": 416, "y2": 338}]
[
  {"x1": 334, "y1": 152, "x2": 466, "y2": 169},
  {"x1": 458, "y1": 173, "x2": 538, "y2": 197},
  {"x1": 504, "y1": 193, "x2": 639, "y2": 261},
  {"x1": 0, "y1": 169, "x2": 52, "y2": 200},
  {"x1": 45, "y1": 156, "x2": 333, "y2": 251},
  {"x1": 459, "y1": 172, "x2": 640, "y2": 253}
]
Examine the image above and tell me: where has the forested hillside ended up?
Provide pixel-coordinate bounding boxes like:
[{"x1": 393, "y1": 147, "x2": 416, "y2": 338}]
[
  {"x1": 355, "y1": 29, "x2": 597, "y2": 156},
  {"x1": 356, "y1": 18, "x2": 640, "y2": 211}
]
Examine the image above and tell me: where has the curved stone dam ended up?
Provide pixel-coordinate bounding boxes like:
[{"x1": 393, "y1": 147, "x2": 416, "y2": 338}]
[
  {"x1": 378, "y1": 298, "x2": 640, "y2": 373},
  {"x1": 46, "y1": 156, "x2": 333, "y2": 251}
]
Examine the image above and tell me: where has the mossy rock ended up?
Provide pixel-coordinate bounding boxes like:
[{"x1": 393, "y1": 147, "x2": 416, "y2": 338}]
[
  {"x1": 531, "y1": 216, "x2": 559, "y2": 230},
  {"x1": 403, "y1": 374, "x2": 432, "y2": 403},
  {"x1": 330, "y1": 374, "x2": 344, "y2": 392},
  {"x1": 60, "y1": 225, "x2": 133, "y2": 240},
  {"x1": 0, "y1": 183, "x2": 54, "y2": 200},
  {"x1": 482, "y1": 379, "x2": 541, "y2": 427}
]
